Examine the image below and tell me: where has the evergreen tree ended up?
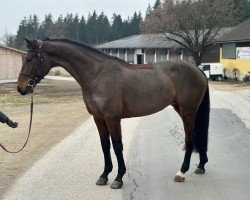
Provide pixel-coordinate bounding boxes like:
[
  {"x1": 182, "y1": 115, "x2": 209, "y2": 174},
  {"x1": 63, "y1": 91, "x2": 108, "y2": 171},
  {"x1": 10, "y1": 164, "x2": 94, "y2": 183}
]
[
  {"x1": 39, "y1": 14, "x2": 54, "y2": 39},
  {"x1": 153, "y1": 0, "x2": 161, "y2": 10},
  {"x1": 146, "y1": 3, "x2": 153, "y2": 17},
  {"x1": 79, "y1": 16, "x2": 87, "y2": 43},
  {"x1": 14, "y1": 10, "x2": 144, "y2": 48},
  {"x1": 15, "y1": 17, "x2": 28, "y2": 50},
  {"x1": 122, "y1": 18, "x2": 130, "y2": 37},
  {"x1": 64, "y1": 14, "x2": 80, "y2": 40},
  {"x1": 49, "y1": 15, "x2": 67, "y2": 38},
  {"x1": 28, "y1": 15, "x2": 39, "y2": 38},
  {"x1": 86, "y1": 11, "x2": 99, "y2": 44},
  {"x1": 73, "y1": 14, "x2": 80, "y2": 41},
  {"x1": 246, "y1": 0, "x2": 250, "y2": 19},
  {"x1": 233, "y1": 0, "x2": 250, "y2": 21},
  {"x1": 110, "y1": 14, "x2": 123, "y2": 40},
  {"x1": 64, "y1": 13, "x2": 74, "y2": 39},
  {"x1": 129, "y1": 12, "x2": 142, "y2": 35},
  {"x1": 97, "y1": 12, "x2": 110, "y2": 44}
]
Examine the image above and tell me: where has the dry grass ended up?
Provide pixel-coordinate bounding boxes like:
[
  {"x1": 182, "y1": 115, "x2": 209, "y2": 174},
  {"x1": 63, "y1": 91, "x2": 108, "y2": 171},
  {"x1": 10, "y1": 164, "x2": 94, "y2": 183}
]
[{"x1": 0, "y1": 79, "x2": 91, "y2": 198}]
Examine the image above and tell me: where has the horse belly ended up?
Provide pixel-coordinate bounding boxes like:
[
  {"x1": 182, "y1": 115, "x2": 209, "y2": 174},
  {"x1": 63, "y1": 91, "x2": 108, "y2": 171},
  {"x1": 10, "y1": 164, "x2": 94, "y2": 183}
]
[{"x1": 122, "y1": 92, "x2": 173, "y2": 118}]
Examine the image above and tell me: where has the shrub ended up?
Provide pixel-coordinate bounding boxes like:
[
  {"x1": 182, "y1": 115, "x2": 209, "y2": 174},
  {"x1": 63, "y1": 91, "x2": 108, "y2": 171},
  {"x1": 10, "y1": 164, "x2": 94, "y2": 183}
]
[
  {"x1": 243, "y1": 73, "x2": 250, "y2": 82},
  {"x1": 223, "y1": 68, "x2": 228, "y2": 79},
  {"x1": 232, "y1": 68, "x2": 239, "y2": 80}
]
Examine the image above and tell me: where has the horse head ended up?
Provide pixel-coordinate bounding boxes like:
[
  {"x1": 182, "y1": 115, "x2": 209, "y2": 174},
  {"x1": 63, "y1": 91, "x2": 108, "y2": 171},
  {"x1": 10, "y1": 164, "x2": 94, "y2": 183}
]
[{"x1": 17, "y1": 39, "x2": 51, "y2": 95}]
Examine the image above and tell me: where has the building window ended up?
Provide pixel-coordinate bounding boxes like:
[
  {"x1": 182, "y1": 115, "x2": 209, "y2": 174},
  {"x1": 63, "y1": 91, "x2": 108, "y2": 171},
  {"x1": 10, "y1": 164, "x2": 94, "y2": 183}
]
[
  {"x1": 146, "y1": 49, "x2": 154, "y2": 63},
  {"x1": 222, "y1": 43, "x2": 236, "y2": 59},
  {"x1": 119, "y1": 49, "x2": 126, "y2": 60},
  {"x1": 111, "y1": 49, "x2": 118, "y2": 56},
  {"x1": 103, "y1": 49, "x2": 111, "y2": 55},
  {"x1": 169, "y1": 48, "x2": 181, "y2": 60},
  {"x1": 211, "y1": 44, "x2": 219, "y2": 54},
  {"x1": 156, "y1": 49, "x2": 168, "y2": 62},
  {"x1": 127, "y1": 49, "x2": 134, "y2": 63}
]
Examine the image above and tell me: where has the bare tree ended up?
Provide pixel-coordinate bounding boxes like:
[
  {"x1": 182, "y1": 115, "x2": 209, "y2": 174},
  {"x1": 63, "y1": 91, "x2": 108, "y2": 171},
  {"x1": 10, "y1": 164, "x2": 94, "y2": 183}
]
[
  {"x1": 142, "y1": 0, "x2": 244, "y2": 66},
  {"x1": 1, "y1": 30, "x2": 16, "y2": 47}
]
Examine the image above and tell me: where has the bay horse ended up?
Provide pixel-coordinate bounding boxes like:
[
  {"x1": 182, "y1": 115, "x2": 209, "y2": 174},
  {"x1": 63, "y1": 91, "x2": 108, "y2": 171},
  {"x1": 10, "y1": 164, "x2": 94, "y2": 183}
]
[{"x1": 17, "y1": 39, "x2": 210, "y2": 189}]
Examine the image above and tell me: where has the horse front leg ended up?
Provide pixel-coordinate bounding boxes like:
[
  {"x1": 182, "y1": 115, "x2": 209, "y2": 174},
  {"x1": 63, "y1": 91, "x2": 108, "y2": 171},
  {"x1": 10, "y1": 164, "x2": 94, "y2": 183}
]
[
  {"x1": 94, "y1": 117, "x2": 113, "y2": 186},
  {"x1": 105, "y1": 117, "x2": 126, "y2": 189}
]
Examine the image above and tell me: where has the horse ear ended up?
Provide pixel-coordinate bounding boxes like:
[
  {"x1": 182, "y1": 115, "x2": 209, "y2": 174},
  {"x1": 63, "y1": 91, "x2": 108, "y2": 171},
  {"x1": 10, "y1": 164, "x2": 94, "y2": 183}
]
[{"x1": 23, "y1": 38, "x2": 39, "y2": 49}]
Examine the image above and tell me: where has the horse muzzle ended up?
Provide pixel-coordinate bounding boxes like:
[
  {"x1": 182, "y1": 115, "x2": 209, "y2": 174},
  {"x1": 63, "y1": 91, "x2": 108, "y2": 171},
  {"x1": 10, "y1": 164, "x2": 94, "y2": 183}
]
[{"x1": 17, "y1": 85, "x2": 33, "y2": 95}]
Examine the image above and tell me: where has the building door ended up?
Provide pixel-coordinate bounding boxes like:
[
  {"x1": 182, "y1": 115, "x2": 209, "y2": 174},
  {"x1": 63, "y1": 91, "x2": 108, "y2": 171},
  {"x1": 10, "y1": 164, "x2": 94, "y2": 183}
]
[{"x1": 137, "y1": 54, "x2": 144, "y2": 64}]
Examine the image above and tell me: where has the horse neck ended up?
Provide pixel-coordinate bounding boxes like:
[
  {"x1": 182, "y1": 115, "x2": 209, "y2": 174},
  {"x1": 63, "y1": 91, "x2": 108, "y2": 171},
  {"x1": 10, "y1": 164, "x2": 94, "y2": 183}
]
[{"x1": 45, "y1": 41, "x2": 103, "y2": 89}]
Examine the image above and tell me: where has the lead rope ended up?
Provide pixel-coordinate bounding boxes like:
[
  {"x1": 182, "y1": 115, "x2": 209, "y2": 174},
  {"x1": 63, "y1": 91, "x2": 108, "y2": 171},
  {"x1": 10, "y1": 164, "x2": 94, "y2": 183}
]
[{"x1": 0, "y1": 88, "x2": 34, "y2": 153}]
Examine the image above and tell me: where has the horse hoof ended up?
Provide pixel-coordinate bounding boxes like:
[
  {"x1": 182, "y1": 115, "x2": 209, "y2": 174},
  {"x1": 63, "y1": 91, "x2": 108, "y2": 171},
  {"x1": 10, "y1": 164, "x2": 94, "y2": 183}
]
[
  {"x1": 173, "y1": 175, "x2": 185, "y2": 182},
  {"x1": 96, "y1": 177, "x2": 108, "y2": 186},
  {"x1": 110, "y1": 181, "x2": 123, "y2": 189},
  {"x1": 194, "y1": 168, "x2": 205, "y2": 174}
]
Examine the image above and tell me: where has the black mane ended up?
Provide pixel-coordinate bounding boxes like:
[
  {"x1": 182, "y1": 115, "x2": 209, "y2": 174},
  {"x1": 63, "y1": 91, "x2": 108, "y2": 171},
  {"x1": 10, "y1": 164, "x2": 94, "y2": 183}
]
[{"x1": 45, "y1": 38, "x2": 127, "y2": 64}]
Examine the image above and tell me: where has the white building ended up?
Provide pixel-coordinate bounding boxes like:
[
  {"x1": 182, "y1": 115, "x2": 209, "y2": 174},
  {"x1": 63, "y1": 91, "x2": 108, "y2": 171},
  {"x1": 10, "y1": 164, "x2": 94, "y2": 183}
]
[{"x1": 96, "y1": 34, "x2": 192, "y2": 64}]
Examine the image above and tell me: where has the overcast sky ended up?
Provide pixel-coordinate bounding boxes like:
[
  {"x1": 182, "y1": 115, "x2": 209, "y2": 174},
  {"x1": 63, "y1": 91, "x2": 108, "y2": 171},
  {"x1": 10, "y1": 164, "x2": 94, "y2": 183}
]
[{"x1": 0, "y1": 0, "x2": 156, "y2": 35}]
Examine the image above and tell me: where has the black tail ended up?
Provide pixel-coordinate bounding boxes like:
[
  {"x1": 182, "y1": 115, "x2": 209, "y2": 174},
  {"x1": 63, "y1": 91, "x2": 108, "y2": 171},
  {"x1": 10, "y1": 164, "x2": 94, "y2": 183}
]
[{"x1": 194, "y1": 85, "x2": 210, "y2": 153}]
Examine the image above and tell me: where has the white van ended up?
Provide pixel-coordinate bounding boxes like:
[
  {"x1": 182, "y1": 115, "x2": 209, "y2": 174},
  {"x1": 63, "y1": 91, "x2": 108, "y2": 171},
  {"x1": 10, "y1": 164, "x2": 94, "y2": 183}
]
[{"x1": 198, "y1": 63, "x2": 223, "y2": 80}]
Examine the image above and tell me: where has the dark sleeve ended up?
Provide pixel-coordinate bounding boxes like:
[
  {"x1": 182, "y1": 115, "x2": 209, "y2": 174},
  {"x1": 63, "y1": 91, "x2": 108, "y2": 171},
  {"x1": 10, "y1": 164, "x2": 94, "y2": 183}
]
[{"x1": 0, "y1": 111, "x2": 9, "y2": 123}]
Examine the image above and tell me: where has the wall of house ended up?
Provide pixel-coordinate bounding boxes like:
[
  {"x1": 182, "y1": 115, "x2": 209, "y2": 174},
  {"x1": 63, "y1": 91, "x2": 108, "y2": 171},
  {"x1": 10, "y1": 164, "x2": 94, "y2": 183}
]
[
  {"x1": 101, "y1": 48, "x2": 193, "y2": 64},
  {"x1": 0, "y1": 47, "x2": 25, "y2": 80},
  {"x1": 220, "y1": 48, "x2": 250, "y2": 80},
  {"x1": 202, "y1": 44, "x2": 220, "y2": 63}
]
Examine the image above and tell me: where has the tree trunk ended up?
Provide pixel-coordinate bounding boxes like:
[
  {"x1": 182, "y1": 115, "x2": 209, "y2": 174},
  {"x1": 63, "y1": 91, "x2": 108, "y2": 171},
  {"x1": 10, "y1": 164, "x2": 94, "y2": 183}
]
[{"x1": 192, "y1": 52, "x2": 202, "y2": 67}]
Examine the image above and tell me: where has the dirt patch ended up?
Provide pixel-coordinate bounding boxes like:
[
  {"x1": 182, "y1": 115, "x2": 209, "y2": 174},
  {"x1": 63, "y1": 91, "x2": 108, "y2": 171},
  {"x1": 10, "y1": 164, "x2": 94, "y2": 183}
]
[
  {"x1": 209, "y1": 80, "x2": 250, "y2": 91},
  {"x1": 209, "y1": 80, "x2": 250, "y2": 130},
  {"x1": 209, "y1": 80, "x2": 250, "y2": 102},
  {"x1": 0, "y1": 79, "x2": 91, "y2": 198}
]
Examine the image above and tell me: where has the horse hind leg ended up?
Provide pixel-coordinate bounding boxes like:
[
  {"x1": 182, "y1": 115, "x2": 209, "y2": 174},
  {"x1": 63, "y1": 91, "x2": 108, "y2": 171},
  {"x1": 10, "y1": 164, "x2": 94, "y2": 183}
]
[
  {"x1": 194, "y1": 87, "x2": 210, "y2": 174},
  {"x1": 194, "y1": 151, "x2": 208, "y2": 174},
  {"x1": 194, "y1": 117, "x2": 208, "y2": 174},
  {"x1": 174, "y1": 112, "x2": 196, "y2": 182}
]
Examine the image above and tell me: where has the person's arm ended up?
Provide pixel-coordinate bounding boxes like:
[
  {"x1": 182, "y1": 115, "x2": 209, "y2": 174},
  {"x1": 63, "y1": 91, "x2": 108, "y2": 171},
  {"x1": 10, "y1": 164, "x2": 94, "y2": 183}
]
[{"x1": 0, "y1": 112, "x2": 18, "y2": 128}]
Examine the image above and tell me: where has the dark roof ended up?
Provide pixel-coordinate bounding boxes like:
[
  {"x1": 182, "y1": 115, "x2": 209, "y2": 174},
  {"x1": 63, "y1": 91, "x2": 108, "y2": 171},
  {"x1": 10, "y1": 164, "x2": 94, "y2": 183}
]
[
  {"x1": 0, "y1": 44, "x2": 26, "y2": 54},
  {"x1": 96, "y1": 34, "x2": 180, "y2": 49},
  {"x1": 96, "y1": 28, "x2": 232, "y2": 49},
  {"x1": 217, "y1": 19, "x2": 250, "y2": 43}
]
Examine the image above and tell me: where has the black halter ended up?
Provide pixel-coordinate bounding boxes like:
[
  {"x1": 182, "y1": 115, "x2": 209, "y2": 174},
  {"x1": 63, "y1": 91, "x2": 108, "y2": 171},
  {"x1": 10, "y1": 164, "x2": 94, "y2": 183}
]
[{"x1": 19, "y1": 40, "x2": 44, "y2": 86}]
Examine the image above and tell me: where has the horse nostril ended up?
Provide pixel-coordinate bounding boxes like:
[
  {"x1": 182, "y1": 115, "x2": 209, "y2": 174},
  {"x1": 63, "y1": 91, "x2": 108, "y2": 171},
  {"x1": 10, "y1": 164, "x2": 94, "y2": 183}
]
[{"x1": 17, "y1": 86, "x2": 27, "y2": 96}]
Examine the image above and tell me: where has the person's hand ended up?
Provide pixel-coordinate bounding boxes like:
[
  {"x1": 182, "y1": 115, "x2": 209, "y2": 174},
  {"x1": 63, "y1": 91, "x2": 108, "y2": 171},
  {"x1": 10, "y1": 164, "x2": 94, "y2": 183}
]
[{"x1": 6, "y1": 119, "x2": 18, "y2": 128}]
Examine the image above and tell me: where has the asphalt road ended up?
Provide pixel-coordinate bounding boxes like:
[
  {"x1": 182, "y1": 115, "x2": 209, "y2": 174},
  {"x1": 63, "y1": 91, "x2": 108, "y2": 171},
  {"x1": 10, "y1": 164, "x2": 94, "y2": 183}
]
[
  {"x1": 3, "y1": 103, "x2": 250, "y2": 200},
  {"x1": 123, "y1": 108, "x2": 250, "y2": 200},
  {"x1": 2, "y1": 117, "x2": 139, "y2": 200}
]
